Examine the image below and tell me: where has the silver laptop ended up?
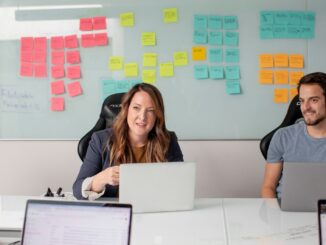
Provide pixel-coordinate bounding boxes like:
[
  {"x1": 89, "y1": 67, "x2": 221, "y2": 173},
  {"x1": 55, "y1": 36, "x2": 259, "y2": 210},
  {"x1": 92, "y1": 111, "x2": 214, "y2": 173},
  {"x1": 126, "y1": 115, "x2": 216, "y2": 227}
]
[
  {"x1": 20, "y1": 200, "x2": 132, "y2": 245},
  {"x1": 280, "y1": 162, "x2": 326, "y2": 212},
  {"x1": 119, "y1": 162, "x2": 196, "y2": 213}
]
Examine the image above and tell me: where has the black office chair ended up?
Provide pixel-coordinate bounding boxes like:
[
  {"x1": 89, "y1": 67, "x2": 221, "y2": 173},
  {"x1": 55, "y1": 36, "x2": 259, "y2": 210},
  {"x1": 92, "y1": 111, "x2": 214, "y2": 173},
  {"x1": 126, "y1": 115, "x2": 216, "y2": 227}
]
[
  {"x1": 260, "y1": 94, "x2": 303, "y2": 160},
  {"x1": 77, "y1": 93, "x2": 125, "y2": 161}
]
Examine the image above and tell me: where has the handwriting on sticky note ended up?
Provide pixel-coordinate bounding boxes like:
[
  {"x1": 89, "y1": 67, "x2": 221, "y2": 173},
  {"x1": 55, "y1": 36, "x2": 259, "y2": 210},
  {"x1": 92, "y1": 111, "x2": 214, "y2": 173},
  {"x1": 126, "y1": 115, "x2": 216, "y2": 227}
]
[
  {"x1": 66, "y1": 51, "x2": 80, "y2": 64},
  {"x1": 289, "y1": 54, "x2": 304, "y2": 68},
  {"x1": 143, "y1": 53, "x2": 157, "y2": 67},
  {"x1": 225, "y1": 66, "x2": 240, "y2": 79},
  {"x1": 67, "y1": 81, "x2": 82, "y2": 97},
  {"x1": 159, "y1": 63, "x2": 174, "y2": 77},
  {"x1": 226, "y1": 80, "x2": 241, "y2": 94},
  {"x1": 109, "y1": 56, "x2": 123, "y2": 70},
  {"x1": 50, "y1": 36, "x2": 64, "y2": 49},
  {"x1": 142, "y1": 32, "x2": 156, "y2": 46},
  {"x1": 173, "y1": 51, "x2": 188, "y2": 66},
  {"x1": 194, "y1": 65, "x2": 209, "y2": 79},
  {"x1": 81, "y1": 34, "x2": 95, "y2": 48},
  {"x1": 34, "y1": 63, "x2": 47, "y2": 78},
  {"x1": 259, "y1": 70, "x2": 273, "y2": 84},
  {"x1": 274, "y1": 88, "x2": 288, "y2": 103},
  {"x1": 51, "y1": 66, "x2": 65, "y2": 79},
  {"x1": 274, "y1": 54, "x2": 288, "y2": 67},
  {"x1": 259, "y1": 54, "x2": 274, "y2": 68},
  {"x1": 209, "y1": 48, "x2": 223, "y2": 63},
  {"x1": 142, "y1": 70, "x2": 156, "y2": 84},
  {"x1": 124, "y1": 63, "x2": 138, "y2": 77},
  {"x1": 210, "y1": 66, "x2": 224, "y2": 79},
  {"x1": 225, "y1": 49, "x2": 239, "y2": 63},
  {"x1": 274, "y1": 70, "x2": 289, "y2": 84},
  {"x1": 51, "y1": 80, "x2": 65, "y2": 95},
  {"x1": 67, "y1": 66, "x2": 81, "y2": 79},
  {"x1": 93, "y1": 16, "x2": 106, "y2": 30},
  {"x1": 20, "y1": 37, "x2": 34, "y2": 52},
  {"x1": 34, "y1": 50, "x2": 46, "y2": 63},
  {"x1": 290, "y1": 71, "x2": 304, "y2": 85},
  {"x1": 20, "y1": 51, "x2": 33, "y2": 63},
  {"x1": 163, "y1": 8, "x2": 178, "y2": 23},
  {"x1": 34, "y1": 37, "x2": 47, "y2": 51},
  {"x1": 51, "y1": 51, "x2": 65, "y2": 65},
  {"x1": 51, "y1": 97, "x2": 65, "y2": 111},
  {"x1": 20, "y1": 63, "x2": 33, "y2": 77},
  {"x1": 65, "y1": 35, "x2": 78, "y2": 49},
  {"x1": 80, "y1": 18, "x2": 93, "y2": 31},
  {"x1": 94, "y1": 33, "x2": 108, "y2": 46},
  {"x1": 192, "y1": 47, "x2": 206, "y2": 61},
  {"x1": 120, "y1": 12, "x2": 134, "y2": 27}
]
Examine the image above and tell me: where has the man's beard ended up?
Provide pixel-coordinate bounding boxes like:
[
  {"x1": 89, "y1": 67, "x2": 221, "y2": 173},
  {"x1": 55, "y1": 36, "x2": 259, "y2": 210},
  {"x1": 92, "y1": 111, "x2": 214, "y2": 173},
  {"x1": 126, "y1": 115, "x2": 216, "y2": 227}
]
[{"x1": 303, "y1": 110, "x2": 326, "y2": 126}]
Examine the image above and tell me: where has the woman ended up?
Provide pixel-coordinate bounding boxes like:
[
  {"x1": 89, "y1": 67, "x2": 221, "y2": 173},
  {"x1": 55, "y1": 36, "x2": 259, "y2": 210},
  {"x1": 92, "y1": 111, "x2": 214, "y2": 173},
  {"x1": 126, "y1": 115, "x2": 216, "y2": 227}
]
[{"x1": 73, "y1": 83, "x2": 184, "y2": 200}]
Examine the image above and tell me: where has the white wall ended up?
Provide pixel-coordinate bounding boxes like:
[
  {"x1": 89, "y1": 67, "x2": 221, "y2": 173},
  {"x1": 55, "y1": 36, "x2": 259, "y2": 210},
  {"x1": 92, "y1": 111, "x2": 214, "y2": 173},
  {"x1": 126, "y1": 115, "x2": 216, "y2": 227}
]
[{"x1": 0, "y1": 140, "x2": 265, "y2": 197}]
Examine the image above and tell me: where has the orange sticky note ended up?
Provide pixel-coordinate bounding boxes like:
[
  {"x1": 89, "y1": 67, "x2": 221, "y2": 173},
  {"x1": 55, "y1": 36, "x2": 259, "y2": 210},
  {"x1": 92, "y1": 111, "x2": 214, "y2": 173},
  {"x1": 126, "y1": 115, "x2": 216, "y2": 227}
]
[
  {"x1": 290, "y1": 71, "x2": 304, "y2": 85},
  {"x1": 67, "y1": 81, "x2": 82, "y2": 97},
  {"x1": 51, "y1": 66, "x2": 65, "y2": 79},
  {"x1": 51, "y1": 97, "x2": 65, "y2": 111},
  {"x1": 289, "y1": 54, "x2": 304, "y2": 68},
  {"x1": 93, "y1": 16, "x2": 107, "y2": 30},
  {"x1": 20, "y1": 37, "x2": 34, "y2": 52},
  {"x1": 51, "y1": 80, "x2": 65, "y2": 95},
  {"x1": 274, "y1": 88, "x2": 289, "y2": 103},
  {"x1": 80, "y1": 18, "x2": 93, "y2": 31},
  {"x1": 20, "y1": 63, "x2": 33, "y2": 77},
  {"x1": 51, "y1": 51, "x2": 65, "y2": 65},
  {"x1": 259, "y1": 54, "x2": 273, "y2": 68},
  {"x1": 274, "y1": 70, "x2": 289, "y2": 84},
  {"x1": 274, "y1": 54, "x2": 288, "y2": 67},
  {"x1": 50, "y1": 36, "x2": 64, "y2": 49},
  {"x1": 34, "y1": 50, "x2": 46, "y2": 63},
  {"x1": 94, "y1": 33, "x2": 108, "y2": 46},
  {"x1": 66, "y1": 50, "x2": 80, "y2": 64},
  {"x1": 34, "y1": 37, "x2": 47, "y2": 51},
  {"x1": 34, "y1": 63, "x2": 47, "y2": 78},
  {"x1": 81, "y1": 34, "x2": 95, "y2": 48},
  {"x1": 20, "y1": 51, "x2": 33, "y2": 63},
  {"x1": 67, "y1": 66, "x2": 81, "y2": 79},
  {"x1": 259, "y1": 70, "x2": 273, "y2": 84},
  {"x1": 65, "y1": 35, "x2": 78, "y2": 49},
  {"x1": 192, "y1": 47, "x2": 206, "y2": 61},
  {"x1": 290, "y1": 87, "x2": 298, "y2": 100}
]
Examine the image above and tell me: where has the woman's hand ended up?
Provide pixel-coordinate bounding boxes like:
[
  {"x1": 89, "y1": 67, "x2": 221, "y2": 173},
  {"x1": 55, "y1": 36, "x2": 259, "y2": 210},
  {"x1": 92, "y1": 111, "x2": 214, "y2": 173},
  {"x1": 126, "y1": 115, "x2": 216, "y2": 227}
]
[{"x1": 91, "y1": 166, "x2": 120, "y2": 193}]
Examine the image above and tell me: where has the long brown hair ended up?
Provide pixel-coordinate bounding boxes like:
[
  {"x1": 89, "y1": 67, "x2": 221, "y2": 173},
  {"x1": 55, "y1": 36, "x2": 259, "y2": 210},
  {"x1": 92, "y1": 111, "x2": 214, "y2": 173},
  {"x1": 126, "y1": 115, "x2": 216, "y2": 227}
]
[{"x1": 107, "y1": 83, "x2": 171, "y2": 165}]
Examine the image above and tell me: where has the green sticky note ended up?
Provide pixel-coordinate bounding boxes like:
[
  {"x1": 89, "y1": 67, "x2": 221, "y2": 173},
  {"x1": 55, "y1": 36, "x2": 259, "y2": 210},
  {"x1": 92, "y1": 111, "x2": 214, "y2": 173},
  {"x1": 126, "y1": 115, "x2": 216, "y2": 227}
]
[
  {"x1": 224, "y1": 32, "x2": 238, "y2": 46},
  {"x1": 143, "y1": 53, "x2": 157, "y2": 67},
  {"x1": 194, "y1": 15, "x2": 207, "y2": 30},
  {"x1": 208, "y1": 31, "x2": 223, "y2": 45},
  {"x1": 142, "y1": 32, "x2": 156, "y2": 46},
  {"x1": 226, "y1": 80, "x2": 241, "y2": 94},
  {"x1": 209, "y1": 48, "x2": 223, "y2": 63},
  {"x1": 260, "y1": 25, "x2": 273, "y2": 39},
  {"x1": 274, "y1": 12, "x2": 289, "y2": 25},
  {"x1": 260, "y1": 11, "x2": 274, "y2": 25},
  {"x1": 210, "y1": 66, "x2": 224, "y2": 79},
  {"x1": 302, "y1": 12, "x2": 315, "y2": 26},
  {"x1": 273, "y1": 25, "x2": 287, "y2": 38},
  {"x1": 223, "y1": 16, "x2": 238, "y2": 30},
  {"x1": 225, "y1": 49, "x2": 239, "y2": 63},
  {"x1": 208, "y1": 15, "x2": 222, "y2": 29},
  {"x1": 194, "y1": 65, "x2": 209, "y2": 79},
  {"x1": 288, "y1": 12, "x2": 302, "y2": 25},
  {"x1": 193, "y1": 30, "x2": 208, "y2": 44},
  {"x1": 301, "y1": 26, "x2": 315, "y2": 39},
  {"x1": 159, "y1": 62, "x2": 174, "y2": 77},
  {"x1": 225, "y1": 66, "x2": 240, "y2": 79},
  {"x1": 124, "y1": 63, "x2": 138, "y2": 77}
]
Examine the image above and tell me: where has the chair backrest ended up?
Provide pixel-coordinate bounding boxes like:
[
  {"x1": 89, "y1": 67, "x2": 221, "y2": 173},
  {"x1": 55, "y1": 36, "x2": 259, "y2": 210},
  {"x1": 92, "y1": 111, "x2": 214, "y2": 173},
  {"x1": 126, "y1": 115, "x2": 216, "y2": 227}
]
[
  {"x1": 259, "y1": 94, "x2": 303, "y2": 160},
  {"x1": 77, "y1": 93, "x2": 125, "y2": 161}
]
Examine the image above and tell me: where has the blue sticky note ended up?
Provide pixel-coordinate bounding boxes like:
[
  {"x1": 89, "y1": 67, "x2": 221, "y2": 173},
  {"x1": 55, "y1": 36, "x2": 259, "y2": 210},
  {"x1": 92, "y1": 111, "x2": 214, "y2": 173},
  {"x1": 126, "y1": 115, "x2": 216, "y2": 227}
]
[
  {"x1": 208, "y1": 31, "x2": 223, "y2": 45},
  {"x1": 194, "y1": 15, "x2": 208, "y2": 30},
  {"x1": 260, "y1": 25, "x2": 273, "y2": 39},
  {"x1": 209, "y1": 48, "x2": 223, "y2": 63},
  {"x1": 208, "y1": 15, "x2": 222, "y2": 29},
  {"x1": 301, "y1": 26, "x2": 315, "y2": 39},
  {"x1": 287, "y1": 26, "x2": 301, "y2": 38},
  {"x1": 273, "y1": 25, "x2": 287, "y2": 38},
  {"x1": 225, "y1": 66, "x2": 240, "y2": 79},
  {"x1": 101, "y1": 79, "x2": 141, "y2": 100},
  {"x1": 210, "y1": 66, "x2": 224, "y2": 79},
  {"x1": 226, "y1": 80, "x2": 241, "y2": 94},
  {"x1": 224, "y1": 32, "x2": 239, "y2": 46},
  {"x1": 260, "y1": 11, "x2": 274, "y2": 25},
  {"x1": 288, "y1": 12, "x2": 302, "y2": 25},
  {"x1": 193, "y1": 30, "x2": 208, "y2": 44},
  {"x1": 302, "y1": 12, "x2": 315, "y2": 26},
  {"x1": 194, "y1": 65, "x2": 209, "y2": 79},
  {"x1": 223, "y1": 16, "x2": 238, "y2": 30},
  {"x1": 225, "y1": 49, "x2": 239, "y2": 63},
  {"x1": 274, "y1": 12, "x2": 289, "y2": 25}
]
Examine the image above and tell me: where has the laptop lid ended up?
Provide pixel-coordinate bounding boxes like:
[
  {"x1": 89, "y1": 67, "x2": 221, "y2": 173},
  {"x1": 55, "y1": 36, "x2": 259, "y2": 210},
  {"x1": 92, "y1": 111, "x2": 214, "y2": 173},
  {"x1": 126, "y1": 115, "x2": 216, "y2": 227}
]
[
  {"x1": 21, "y1": 200, "x2": 132, "y2": 245},
  {"x1": 119, "y1": 162, "x2": 196, "y2": 213},
  {"x1": 318, "y1": 200, "x2": 326, "y2": 245},
  {"x1": 281, "y1": 162, "x2": 326, "y2": 212}
]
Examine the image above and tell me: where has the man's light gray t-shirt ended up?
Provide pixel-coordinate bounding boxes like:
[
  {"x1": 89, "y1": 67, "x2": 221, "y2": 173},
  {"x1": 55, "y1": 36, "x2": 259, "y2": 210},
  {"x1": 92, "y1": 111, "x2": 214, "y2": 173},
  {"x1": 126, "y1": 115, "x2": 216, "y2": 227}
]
[{"x1": 267, "y1": 120, "x2": 326, "y2": 198}]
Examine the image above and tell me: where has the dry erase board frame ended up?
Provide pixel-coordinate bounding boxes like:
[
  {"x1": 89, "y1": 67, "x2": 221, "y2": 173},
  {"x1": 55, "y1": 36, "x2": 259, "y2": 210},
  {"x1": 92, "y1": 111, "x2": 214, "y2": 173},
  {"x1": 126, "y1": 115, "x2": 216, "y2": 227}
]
[{"x1": 0, "y1": 0, "x2": 325, "y2": 139}]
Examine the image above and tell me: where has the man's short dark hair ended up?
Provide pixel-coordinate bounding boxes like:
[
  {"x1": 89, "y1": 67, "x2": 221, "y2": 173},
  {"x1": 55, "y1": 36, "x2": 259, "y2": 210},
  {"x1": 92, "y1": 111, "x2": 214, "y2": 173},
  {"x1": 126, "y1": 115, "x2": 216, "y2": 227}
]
[{"x1": 297, "y1": 72, "x2": 326, "y2": 98}]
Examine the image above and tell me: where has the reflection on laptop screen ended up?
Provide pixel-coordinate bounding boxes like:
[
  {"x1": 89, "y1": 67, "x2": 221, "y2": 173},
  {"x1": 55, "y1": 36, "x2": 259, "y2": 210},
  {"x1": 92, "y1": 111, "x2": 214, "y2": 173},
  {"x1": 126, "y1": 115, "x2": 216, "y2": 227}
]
[
  {"x1": 22, "y1": 201, "x2": 131, "y2": 245},
  {"x1": 320, "y1": 202, "x2": 326, "y2": 245}
]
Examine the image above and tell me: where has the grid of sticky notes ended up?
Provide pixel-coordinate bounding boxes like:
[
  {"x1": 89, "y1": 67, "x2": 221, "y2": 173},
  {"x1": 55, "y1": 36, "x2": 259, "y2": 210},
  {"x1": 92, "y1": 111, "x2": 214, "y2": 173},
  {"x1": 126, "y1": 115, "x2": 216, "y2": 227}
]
[
  {"x1": 80, "y1": 16, "x2": 108, "y2": 47},
  {"x1": 259, "y1": 53, "x2": 304, "y2": 103},
  {"x1": 260, "y1": 11, "x2": 315, "y2": 39},
  {"x1": 192, "y1": 15, "x2": 241, "y2": 95}
]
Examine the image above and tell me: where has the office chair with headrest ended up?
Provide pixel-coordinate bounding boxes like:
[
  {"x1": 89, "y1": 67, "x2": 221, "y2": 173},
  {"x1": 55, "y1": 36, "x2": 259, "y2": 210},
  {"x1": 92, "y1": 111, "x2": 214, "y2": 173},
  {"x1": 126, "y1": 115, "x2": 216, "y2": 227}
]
[
  {"x1": 260, "y1": 94, "x2": 303, "y2": 160},
  {"x1": 77, "y1": 93, "x2": 125, "y2": 161}
]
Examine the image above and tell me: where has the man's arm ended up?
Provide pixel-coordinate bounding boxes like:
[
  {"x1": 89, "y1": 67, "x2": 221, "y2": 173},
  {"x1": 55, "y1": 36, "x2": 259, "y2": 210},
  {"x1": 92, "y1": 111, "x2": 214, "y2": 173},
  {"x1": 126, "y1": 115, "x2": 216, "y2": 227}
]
[{"x1": 261, "y1": 162, "x2": 283, "y2": 198}]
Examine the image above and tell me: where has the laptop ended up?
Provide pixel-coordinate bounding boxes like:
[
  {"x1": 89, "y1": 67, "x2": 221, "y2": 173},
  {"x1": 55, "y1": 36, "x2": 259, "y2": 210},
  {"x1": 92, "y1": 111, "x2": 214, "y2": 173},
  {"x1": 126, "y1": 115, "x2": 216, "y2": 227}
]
[
  {"x1": 280, "y1": 162, "x2": 326, "y2": 212},
  {"x1": 119, "y1": 162, "x2": 196, "y2": 213},
  {"x1": 20, "y1": 199, "x2": 132, "y2": 245},
  {"x1": 318, "y1": 200, "x2": 326, "y2": 245}
]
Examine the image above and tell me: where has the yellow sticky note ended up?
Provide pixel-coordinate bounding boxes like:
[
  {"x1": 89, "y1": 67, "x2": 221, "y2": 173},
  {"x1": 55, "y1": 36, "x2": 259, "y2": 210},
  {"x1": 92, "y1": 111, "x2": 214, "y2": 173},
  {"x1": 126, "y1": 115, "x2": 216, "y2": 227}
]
[
  {"x1": 173, "y1": 51, "x2": 188, "y2": 66},
  {"x1": 143, "y1": 53, "x2": 157, "y2": 67},
  {"x1": 259, "y1": 70, "x2": 273, "y2": 84},
  {"x1": 124, "y1": 63, "x2": 138, "y2": 77},
  {"x1": 163, "y1": 8, "x2": 178, "y2": 23},
  {"x1": 142, "y1": 69, "x2": 156, "y2": 84},
  {"x1": 192, "y1": 47, "x2": 206, "y2": 61},
  {"x1": 142, "y1": 32, "x2": 156, "y2": 46},
  {"x1": 274, "y1": 88, "x2": 289, "y2": 103},
  {"x1": 120, "y1": 12, "x2": 134, "y2": 27},
  {"x1": 259, "y1": 54, "x2": 274, "y2": 68},
  {"x1": 159, "y1": 62, "x2": 174, "y2": 77},
  {"x1": 274, "y1": 70, "x2": 289, "y2": 84},
  {"x1": 290, "y1": 71, "x2": 304, "y2": 85},
  {"x1": 290, "y1": 87, "x2": 298, "y2": 100},
  {"x1": 289, "y1": 54, "x2": 304, "y2": 68},
  {"x1": 274, "y1": 54, "x2": 288, "y2": 67},
  {"x1": 109, "y1": 56, "x2": 123, "y2": 70}
]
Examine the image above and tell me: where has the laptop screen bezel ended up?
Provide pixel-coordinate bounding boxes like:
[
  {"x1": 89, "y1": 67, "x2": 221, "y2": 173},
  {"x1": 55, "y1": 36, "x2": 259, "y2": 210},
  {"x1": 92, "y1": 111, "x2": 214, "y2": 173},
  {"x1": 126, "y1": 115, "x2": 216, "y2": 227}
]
[{"x1": 318, "y1": 199, "x2": 326, "y2": 245}]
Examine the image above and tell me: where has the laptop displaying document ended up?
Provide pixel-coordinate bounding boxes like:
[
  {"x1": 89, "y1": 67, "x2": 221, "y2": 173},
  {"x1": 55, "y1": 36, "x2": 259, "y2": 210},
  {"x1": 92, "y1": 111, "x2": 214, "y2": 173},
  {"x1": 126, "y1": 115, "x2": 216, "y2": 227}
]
[
  {"x1": 119, "y1": 162, "x2": 196, "y2": 213},
  {"x1": 280, "y1": 162, "x2": 326, "y2": 212},
  {"x1": 20, "y1": 200, "x2": 132, "y2": 245},
  {"x1": 318, "y1": 200, "x2": 326, "y2": 245}
]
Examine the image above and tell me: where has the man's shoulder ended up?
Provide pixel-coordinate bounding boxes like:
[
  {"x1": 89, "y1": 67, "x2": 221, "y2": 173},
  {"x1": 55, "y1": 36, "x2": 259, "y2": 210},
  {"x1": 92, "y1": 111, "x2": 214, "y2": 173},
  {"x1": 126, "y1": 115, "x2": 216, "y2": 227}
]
[{"x1": 277, "y1": 120, "x2": 305, "y2": 136}]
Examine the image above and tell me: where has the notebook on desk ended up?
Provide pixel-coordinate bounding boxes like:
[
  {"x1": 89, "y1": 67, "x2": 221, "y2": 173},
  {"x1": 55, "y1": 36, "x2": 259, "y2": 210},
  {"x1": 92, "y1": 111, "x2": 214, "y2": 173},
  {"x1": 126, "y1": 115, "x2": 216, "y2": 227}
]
[{"x1": 119, "y1": 162, "x2": 196, "y2": 213}]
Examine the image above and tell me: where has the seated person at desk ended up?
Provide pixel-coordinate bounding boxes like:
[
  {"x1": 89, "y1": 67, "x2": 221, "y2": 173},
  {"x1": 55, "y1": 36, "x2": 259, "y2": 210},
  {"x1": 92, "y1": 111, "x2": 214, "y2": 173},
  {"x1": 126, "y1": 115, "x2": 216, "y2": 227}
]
[
  {"x1": 73, "y1": 83, "x2": 184, "y2": 200},
  {"x1": 261, "y1": 72, "x2": 326, "y2": 198}
]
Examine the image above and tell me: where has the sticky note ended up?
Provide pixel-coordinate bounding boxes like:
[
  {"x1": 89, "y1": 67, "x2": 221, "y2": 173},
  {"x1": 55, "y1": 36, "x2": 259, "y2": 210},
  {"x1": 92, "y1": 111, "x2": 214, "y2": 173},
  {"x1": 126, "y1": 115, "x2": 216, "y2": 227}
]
[
  {"x1": 143, "y1": 53, "x2": 157, "y2": 67},
  {"x1": 51, "y1": 80, "x2": 65, "y2": 95},
  {"x1": 274, "y1": 88, "x2": 289, "y2": 103},
  {"x1": 50, "y1": 36, "x2": 64, "y2": 49},
  {"x1": 65, "y1": 35, "x2": 78, "y2": 49},
  {"x1": 142, "y1": 70, "x2": 156, "y2": 84},
  {"x1": 289, "y1": 54, "x2": 304, "y2": 68},
  {"x1": 260, "y1": 11, "x2": 274, "y2": 25},
  {"x1": 208, "y1": 31, "x2": 223, "y2": 45},
  {"x1": 209, "y1": 48, "x2": 223, "y2": 63},
  {"x1": 33, "y1": 50, "x2": 46, "y2": 63},
  {"x1": 289, "y1": 12, "x2": 303, "y2": 25},
  {"x1": 226, "y1": 80, "x2": 241, "y2": 94},
  {"x1": 67, "y1": 81, "x2": 82, "y2": 97},
  {"x1": 208, "y1": 15, "x2": 222, "y2": 29},
  {"x1": 120, "y1": 12, "x2": 134, "y2": 27},
  {"x1": 223, "y1": 16, "x2": 238, "y2": 30},
  {"x1": 124, "y1": 63, "x2": 138, "y2": 77},
  {"x1": 259, "y1": 70, "x2": 273, "y2": 84},
  {"x1": 80, "y1": 18, "x2": 93, "y2": 31},
  {"x1": 259, "y1": 54, "x2": 274, "y2": 68},
  {"x1": 273, "y1": 25, "x2": 287, "y2": 38},
  {"x1": 81, "y1": 34, "x2": 95, "y2": 48},
  {"x1": 109, "y1": 56, "x2": 123, "y2": 70},
  {"x1": 194, "y1": 15, "x2": 207, "y2": 30},
  {"x1": 51, "y1": 97, "x2": 65, "y2": 111},
  {"x1": 51, "y1": 66, "x2": 65, "y2": 79},
  {"x1": 290, "y1": 71, "x2": 304, "y2": 85},
  {"x1": 274, "y1": 54, "x2": 288, "y2": 67},
  {"x1": 20, "y1": 51, "x2": 33, "y2": 63},
  {"x1": 209, "y1": 66, "x2": 224, "y2": 79},
  {"x1": 93, "y1": 16, "x2": 107, "y2": 30},
  {"x1": 20, "y1": 37, "x2": 34, "y2": 52},
  {"x1": 34, "y1": 37, "x2": 47, "y2": 51},
  {"x1": 260, "y1": 25, "x2": 274, "y2": 39},
  {"x1": 301, "y1": 26, "x2": 314, "y2": 39},
  {"x1": 94, "y1": 33, "x2": 108, "y2": 46},
  {"x1": 67, "y1": 66, "x2": 81, "y2": 79},
  {"x1": 34, "y1": 63, "x2": 47, "y2": 78},
  {"x1": 303, "y1": 12, "x2": 315, "y2": 26},
  {"x1": 225, "y1": 66, "x2": 240, "y2": 80},
  {"x1": 274, "y1": 70, "x2": 289, "y2": 84},
  {"x1": 173, "y1": 51, "x2": 188, "y2": 66},
  {"x1": 274, "y1": 12, "x2": 289, "y2": 25},
  {"x1": 192, "y1": 47, "x2": 206, "y2": 61},
  {"x1": 142, "y1": 32, "x2": 156, "y2": 46},
  {"x1": 66, "y1": 50, "x2": 80, "y2": 64},
  {"x1": 194, "y1": 65, "x2": 209, "y2": 79},
  {"x1": 163, "y1": 8, "x2": 178, "y2": 23},
  {"x1": 159, "y1": 63, "x2": 174, "y2": 77},
  {"x1": 290, "y1": 87, "x2": 298, "y2": 100},
  {"x1": 20, "y1": 63, "x2": 33, "y2": 77},
  {"x1": 225, "y1": 49, "x2": 239, "y2": 63},
  {"x1": 224, "y1": 32, "x2": 238, "y2": 46},
  {"x1": 51, "y1": 51, "x2": 65, "y2": 65},
  {"x1": 193, "y1": 30, "x2": 207, "y2": 44}
]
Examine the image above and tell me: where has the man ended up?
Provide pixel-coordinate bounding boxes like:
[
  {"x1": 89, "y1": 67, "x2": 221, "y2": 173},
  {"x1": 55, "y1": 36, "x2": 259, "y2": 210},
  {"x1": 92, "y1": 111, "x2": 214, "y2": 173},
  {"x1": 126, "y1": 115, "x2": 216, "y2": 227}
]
[{"x1": 261, "y1": 72, "x2": 326, "y2": 198}]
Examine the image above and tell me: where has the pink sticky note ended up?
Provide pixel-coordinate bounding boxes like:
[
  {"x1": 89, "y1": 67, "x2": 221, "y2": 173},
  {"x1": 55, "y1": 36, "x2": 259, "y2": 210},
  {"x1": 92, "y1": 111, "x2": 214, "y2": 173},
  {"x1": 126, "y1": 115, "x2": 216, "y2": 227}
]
[
  {"x1": 93, "y1": 16, "x2": 107, "y2": 30},
  {"x1": 20, "y1": 37, "x2": 34, "y2": 52},
  {"x1": 20, "y1": 63, "x2": 33, "y2": 77},
  {"x1": 65, "y1": 35, "x2": 78, "y2": 49},
  {"x1": 34, "y1": 50, "x2": 47, "y2": 63},
  {"x1": 67, "y1": 81, "x2": 82, "y2": 97},
  {"x1": 51, "y1": 66, "x2": 65, "y2": 79},
  {"x1": 51, "y1": 97, "x2": 65, "y2": 111},
  {"x1": 51, "y1": 51, "x2": 65, "y2": 65},
  {"x1": 34, "y1": 37, "x2": 47, "y2": 51},
  {"x1": 50, "y1": 36, "x2": 64, "y2": 49},
  {"x1": 80, "y1": 18, "x2": 93, "y2": 31},
  {"x1": 67, "y1": 66, "x2": 81, "y2": 79},
  {"x1": 94, "y1": 33, "x2": 108, "y2": 46},
  {"x1": 34, "y1": 63, "x2": 47, "y2": 78},
  {"x1": 81, "y1": 34, "x2": 95, "y2": 48},
  {"x1": 66, "y1": 50, "x2": 80, "y2": 64},
  {"x1": 51, "y1": 80, "x2": 65, "y2": 94},
  {"x1": 20, "y1": 51, "x2": 33, "y2": 63}
]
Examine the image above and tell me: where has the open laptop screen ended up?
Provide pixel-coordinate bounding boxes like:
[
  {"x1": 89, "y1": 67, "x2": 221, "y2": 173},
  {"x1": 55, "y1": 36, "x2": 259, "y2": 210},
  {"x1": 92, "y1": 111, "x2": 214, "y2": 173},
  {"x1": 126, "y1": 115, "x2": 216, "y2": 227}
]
[
  {"x1": 319, "y1": 200, "x2": 326, "y2": 245},
  {"x1": 21, "y1": 200, "x2": 132, "y2": 245}
]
